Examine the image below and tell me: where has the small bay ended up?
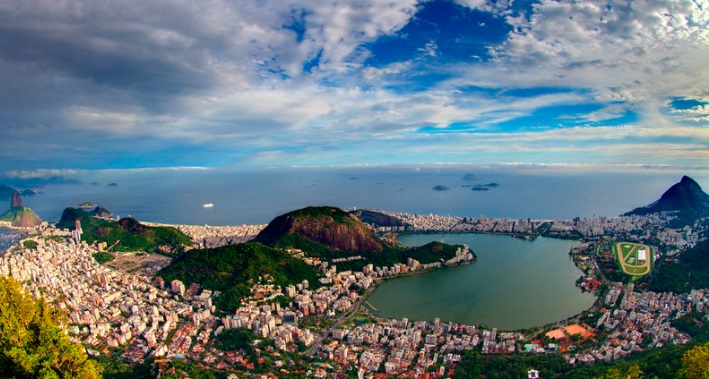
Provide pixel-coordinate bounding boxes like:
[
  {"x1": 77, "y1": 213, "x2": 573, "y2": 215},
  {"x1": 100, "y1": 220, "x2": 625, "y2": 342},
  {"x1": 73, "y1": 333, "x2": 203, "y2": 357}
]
[{"x1": 367, "y1": 233, "x2": 597, "y2": 330}]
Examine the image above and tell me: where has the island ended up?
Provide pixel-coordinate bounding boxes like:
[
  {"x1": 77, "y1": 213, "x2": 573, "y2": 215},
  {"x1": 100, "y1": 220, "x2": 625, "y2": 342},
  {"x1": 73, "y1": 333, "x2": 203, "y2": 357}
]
[{"x1": 78, "y1": 201, "x2": 96, "y2": 209}]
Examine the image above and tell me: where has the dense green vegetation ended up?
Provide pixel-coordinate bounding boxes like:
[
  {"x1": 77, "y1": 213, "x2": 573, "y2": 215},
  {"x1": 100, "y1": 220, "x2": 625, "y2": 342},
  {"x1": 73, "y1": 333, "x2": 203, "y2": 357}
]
[
  {"x1": 273, "y1": 232, "x2": 470, "y2": 272},
  {"x1": 92, "y1": 251, "x2": 115, "y2": 264},
  {"x1": 0, "y1": 276, "x2": 101, "y2": 379},
  {"x1": 287, "y1": 206, "x2": 358, "y2": 224},
  {"x1": 56, "y1": 207, "x2": 191, "y2": 254},
  {"x1": 92, "y1": 355, "x2": 153, "y2": 379},
  {"x1": 22, "y1": 239, "x2": 38, "y2": 251},
  {"x1": 215, "y1": 328, "x2": 274, "y2": 356},
  {"x1": 453, "y1": 341, "x2": 700, "y2": 379},
  {"x1": 158, "y1": 242, "x2": 321, "y2": 312},
  {"x1": 672, "y1": 313, "x2": 709, "y2": 342},
  {"x1": 155, "y1": 360, "x2": 224, "y2": 379},
  {"x1": 647, "y1": 239, "x2": 709, "y2": 293},
  {"x1": 272, "y1": 233, "x2": 331, "y2": 257}
]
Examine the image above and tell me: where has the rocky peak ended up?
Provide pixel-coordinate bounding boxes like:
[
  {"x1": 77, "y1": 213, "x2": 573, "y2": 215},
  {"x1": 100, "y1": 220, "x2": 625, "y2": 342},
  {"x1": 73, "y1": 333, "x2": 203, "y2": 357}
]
[
  {"x1": 254, "y1": 206, "x2": 387, "y2": 253},
  {"x1": 10, "y1": 191, "x2": 24, "y2": 208},
  {"x1": 624, "y1": 175, "x2": 709, "y2": 217}
]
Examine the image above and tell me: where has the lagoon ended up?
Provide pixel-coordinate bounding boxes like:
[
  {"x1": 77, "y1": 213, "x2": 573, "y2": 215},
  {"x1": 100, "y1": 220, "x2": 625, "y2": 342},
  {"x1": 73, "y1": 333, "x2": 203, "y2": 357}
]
[{"x1": 367, "y1": 233, "x2": 597, "y2": 330}]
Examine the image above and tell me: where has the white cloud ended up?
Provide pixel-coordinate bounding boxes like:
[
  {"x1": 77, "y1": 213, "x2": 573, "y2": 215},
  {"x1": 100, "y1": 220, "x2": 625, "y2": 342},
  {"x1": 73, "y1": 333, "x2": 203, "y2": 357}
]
[
  {"x1": 4, "y1": 169, "x2": 84, "y2": 179},
  {"x1": 1, "y1": 0, "x2": 707, "y2": 170},
  {"x1": 417, "y1": 40, "x2": 440, "y2": 58},
  {"x1": 487, "y1": 0, "x2": 709, "y2": 103},
  {"x1": 668, "y1": 103, "x2": 709, "y2": 122},
  {"x1": 454, "y1": 0, "x2": 513, "y2": 15},
  {"x1": 361, "y1": 62, "x2": 412, "y2": 81}
]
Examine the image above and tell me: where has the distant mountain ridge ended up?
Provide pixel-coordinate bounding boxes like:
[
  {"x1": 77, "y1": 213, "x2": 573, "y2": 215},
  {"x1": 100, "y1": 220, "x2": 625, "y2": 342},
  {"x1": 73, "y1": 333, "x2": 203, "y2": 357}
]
[
  {"x1": 350, "y1": 209, "x2": 408, "y2": 229},
  {"x1": 624, "y1": 176, "x2": 709, "y2": 219}
]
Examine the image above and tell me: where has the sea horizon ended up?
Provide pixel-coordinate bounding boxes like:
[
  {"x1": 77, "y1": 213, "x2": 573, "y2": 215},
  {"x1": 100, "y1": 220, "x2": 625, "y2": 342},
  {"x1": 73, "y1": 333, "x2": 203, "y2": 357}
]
[{"x1": 3, "y1": 164, "x2": 708, "y2": 227}]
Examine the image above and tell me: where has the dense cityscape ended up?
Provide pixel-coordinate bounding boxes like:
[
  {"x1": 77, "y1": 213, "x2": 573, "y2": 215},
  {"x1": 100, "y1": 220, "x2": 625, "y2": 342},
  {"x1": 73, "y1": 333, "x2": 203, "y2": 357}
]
[{"x1": 1, "y1": 199, "x2": 707, "y2": 378}]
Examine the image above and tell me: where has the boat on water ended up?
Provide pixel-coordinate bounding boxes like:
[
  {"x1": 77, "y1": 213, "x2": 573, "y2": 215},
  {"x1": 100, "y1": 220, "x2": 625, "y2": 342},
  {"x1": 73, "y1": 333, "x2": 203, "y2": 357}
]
[{"x1": 202, "y1": 203, "x2": 214, "y2": 208}]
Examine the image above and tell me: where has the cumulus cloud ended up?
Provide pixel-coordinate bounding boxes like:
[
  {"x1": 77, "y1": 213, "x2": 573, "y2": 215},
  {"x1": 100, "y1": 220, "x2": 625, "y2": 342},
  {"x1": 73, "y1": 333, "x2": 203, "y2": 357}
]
[
  {"x1": 0, "y1": 0, "x2": 706, "y2": 170},
  {"x1": 453, "y1": 0, "x2": 514, "y2": 15},
  {"x1": 668, "y1": 103, "x2": 709, "y2": 123},
  {"x1": 487, "y1": 0, "x2": 709, "y2": 103},
  {"x1": 417, "y1": 40, "x2": 440, "y2": 57}
]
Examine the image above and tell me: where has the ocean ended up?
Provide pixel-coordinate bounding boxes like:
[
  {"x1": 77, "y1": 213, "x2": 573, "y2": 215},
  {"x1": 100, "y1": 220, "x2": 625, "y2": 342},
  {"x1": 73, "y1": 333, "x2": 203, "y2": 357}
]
[{"x1": 10, "y1": 165, "x2": 709, "y2": 226}]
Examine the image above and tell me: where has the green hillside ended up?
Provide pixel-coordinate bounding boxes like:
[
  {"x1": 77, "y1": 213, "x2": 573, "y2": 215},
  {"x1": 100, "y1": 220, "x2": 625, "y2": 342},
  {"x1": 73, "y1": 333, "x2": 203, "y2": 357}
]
[
  {"x1": 56, "y1": 207, "x2": 191, "y2": 254},
  {"x1": 158, "y1": 242, "x2": 321, "y2": 312},
  {"x1": 255, "y1": 206, "x2": 473, "y2": 272},
  {"x1": 647, "y1": 238, "x2": 709, "y2": 293},
  {"x1": 0, "y1": 207, "x2": 42, "y2": 227}
]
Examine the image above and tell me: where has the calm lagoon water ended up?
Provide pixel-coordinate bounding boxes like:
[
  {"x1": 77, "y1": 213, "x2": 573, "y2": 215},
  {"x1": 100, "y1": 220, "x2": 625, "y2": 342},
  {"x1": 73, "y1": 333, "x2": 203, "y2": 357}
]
[{"x1": 367, "y1": 233, "x2": 597, "y2": 330}]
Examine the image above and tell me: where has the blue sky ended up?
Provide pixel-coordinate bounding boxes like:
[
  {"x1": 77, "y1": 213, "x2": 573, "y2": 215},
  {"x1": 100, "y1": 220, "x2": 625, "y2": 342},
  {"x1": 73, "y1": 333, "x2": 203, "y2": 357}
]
[{"x1": 0, "y1": 0, "x2": 707, "y2": 177}]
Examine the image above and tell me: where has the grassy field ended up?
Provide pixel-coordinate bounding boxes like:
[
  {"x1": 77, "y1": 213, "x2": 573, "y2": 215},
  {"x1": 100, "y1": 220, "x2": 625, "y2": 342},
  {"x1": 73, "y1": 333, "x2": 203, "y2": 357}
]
[{"x1": 614, "y1": 242, "x2": 653, "y2": 279}]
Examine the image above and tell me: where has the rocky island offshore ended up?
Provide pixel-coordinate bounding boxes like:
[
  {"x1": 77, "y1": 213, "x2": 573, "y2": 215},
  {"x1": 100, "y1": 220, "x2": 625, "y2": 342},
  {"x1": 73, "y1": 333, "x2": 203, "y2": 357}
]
[{"x1": 0, "y1": 177, "x2": 707, "y2": 378}]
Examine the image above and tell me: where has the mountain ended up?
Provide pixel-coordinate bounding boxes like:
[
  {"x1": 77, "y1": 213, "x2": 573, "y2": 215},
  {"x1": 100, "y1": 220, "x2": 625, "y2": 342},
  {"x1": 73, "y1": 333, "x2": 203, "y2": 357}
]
[
  {"x1": 350, "y1": 209, "x2": 409, "y2": 229},
  {"x1": 624, "y1": 176, "x2": 709, "y2": 221},
  {"x1": 0, "y1": 191, "x2": 42, "y2": 228},
  {"x1": 648, "y1": 238, "x2": 709, "y2": 294},
  {"x1": 253, "y1": 206, "x2": 387, "y2": 253},
  {"x1": 10, "y1": 191, "x2": 23, "y2": 208},
  {"x1": 0, "y1": 207, "x2": 43, "y2": 228},
  {"x1": 56, "y1": 207, "x2": 190, "y2": 254},
  {"x1": 253, "y1": 206, "x2": 474, "y2": 272}
]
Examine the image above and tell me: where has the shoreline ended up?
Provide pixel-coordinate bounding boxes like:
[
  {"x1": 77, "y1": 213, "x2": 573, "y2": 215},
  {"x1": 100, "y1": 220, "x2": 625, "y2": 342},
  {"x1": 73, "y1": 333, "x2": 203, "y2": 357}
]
[{"x1": 365, "y1": 233, "x2": 595, "y2": 332}]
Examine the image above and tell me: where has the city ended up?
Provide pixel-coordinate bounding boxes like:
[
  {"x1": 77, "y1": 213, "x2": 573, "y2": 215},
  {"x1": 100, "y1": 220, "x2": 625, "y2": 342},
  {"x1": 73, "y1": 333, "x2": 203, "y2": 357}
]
[{"x1": 1, "y1": 207, "x2": 706, "y2": 378}]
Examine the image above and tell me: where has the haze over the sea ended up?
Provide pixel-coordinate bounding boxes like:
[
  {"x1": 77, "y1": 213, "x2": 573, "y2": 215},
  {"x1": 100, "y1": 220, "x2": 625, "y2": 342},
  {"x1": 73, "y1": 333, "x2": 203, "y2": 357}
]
[{"x1": 10, "y1": 165, "x2": 709, "y2": 226}]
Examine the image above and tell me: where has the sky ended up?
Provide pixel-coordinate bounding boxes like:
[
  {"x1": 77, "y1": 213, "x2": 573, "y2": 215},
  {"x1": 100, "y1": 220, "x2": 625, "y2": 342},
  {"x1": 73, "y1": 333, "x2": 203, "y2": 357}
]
[{"x1": 0, "y1": 0, "x2": 708, "y2": 176}]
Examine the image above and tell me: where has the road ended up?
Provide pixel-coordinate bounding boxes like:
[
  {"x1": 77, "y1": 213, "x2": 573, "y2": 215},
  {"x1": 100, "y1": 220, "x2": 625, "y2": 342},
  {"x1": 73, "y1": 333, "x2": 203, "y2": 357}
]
[{"x1": 305, "y1": 288, "x2": 372, "y2": 356}]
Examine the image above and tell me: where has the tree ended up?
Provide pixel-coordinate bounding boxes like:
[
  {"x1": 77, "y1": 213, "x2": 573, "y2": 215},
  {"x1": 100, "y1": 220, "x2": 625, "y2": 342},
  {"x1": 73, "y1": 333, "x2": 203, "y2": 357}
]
[
  {"x1": 0, "y1": 275, "x2": 101, "y2": 379},
  {"x1": 594, "y1": 365, "x2": 642, "y2": 379},
  {"x1": 677, "y1": 342, "x2": 709, "y2": 379}
]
